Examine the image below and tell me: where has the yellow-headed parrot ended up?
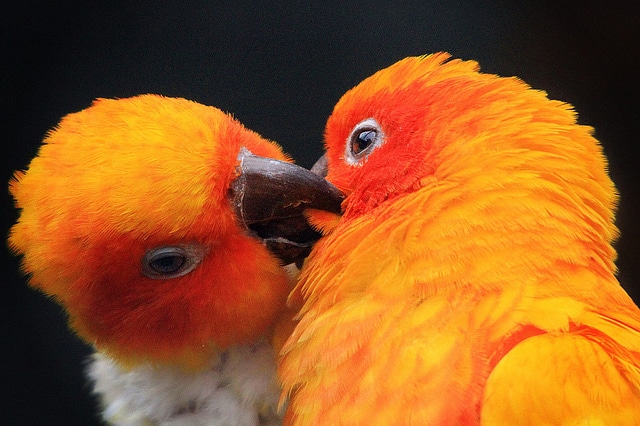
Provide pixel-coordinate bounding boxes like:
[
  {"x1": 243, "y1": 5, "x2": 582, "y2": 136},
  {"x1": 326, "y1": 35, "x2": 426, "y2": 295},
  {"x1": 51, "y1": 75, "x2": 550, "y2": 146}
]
[
  {"x1": 280, "y1": 53, "x2": 640, "y2": 424},
  {"x1": 9, "y1": 94, "x2": 342, "y2": 425}
]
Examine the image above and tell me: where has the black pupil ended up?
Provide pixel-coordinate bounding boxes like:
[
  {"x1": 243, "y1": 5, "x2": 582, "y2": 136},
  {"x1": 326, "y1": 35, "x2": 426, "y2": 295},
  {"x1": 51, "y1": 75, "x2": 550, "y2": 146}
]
[
  {"x1": 151, "y1": 255, "x2": 185, "y2": 273},
  {"x1": 353, "y1": 129, "x2": 376, "y2": 155}
]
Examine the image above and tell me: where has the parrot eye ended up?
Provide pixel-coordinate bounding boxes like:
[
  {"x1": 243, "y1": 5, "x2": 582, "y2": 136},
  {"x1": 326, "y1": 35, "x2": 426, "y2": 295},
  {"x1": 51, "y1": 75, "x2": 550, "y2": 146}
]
[
  {"x1": 142, "y1": 244, "x2": 207, "y2": 280},
  {"x1": 345, "y1": 118, "x2": 384, "y2": 165}
]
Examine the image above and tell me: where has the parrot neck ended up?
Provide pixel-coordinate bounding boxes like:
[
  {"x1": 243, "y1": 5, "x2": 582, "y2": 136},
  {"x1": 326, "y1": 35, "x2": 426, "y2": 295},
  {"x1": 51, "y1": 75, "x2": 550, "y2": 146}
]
[{"x1": 307, "y1": 168, "x2": 621, "y2": 308}]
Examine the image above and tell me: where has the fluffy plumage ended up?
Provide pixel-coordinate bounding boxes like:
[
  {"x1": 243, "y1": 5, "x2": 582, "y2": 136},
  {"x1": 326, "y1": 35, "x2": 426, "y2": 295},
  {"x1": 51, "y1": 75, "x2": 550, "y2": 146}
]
[
  {"x1": 280, "y1": 53, "x2": 640, "y2": 424},
  {"x1": 88, "y1": 341, "x2": 281, "y2": 425},
  {"x1": 9, "y1": 95, "x2": 293, "y2": 424}
]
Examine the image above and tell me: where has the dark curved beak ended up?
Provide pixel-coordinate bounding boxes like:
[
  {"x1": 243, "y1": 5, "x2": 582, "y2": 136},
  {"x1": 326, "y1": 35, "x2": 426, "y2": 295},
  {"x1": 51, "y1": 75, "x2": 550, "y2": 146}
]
[
  {"x1": 229, "y1": 149, "x2": 344, "y2": 265},
  {"x1": 310, "y1": 153, "x2": 329, "y2": 177}
]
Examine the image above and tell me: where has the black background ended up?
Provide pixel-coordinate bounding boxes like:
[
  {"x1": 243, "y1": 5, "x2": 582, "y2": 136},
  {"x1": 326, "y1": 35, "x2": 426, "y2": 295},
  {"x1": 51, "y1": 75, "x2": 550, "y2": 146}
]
[{"x1": 2, "y1": 2, "x2": 638, "y2": 424}]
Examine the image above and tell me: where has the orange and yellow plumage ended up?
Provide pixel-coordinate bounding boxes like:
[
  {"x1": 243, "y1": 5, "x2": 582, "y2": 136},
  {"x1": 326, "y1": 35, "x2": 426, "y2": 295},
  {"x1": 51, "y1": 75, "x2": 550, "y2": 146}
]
[{"x1": 280, "y1": 53, "x2": 640, "y2": 424}]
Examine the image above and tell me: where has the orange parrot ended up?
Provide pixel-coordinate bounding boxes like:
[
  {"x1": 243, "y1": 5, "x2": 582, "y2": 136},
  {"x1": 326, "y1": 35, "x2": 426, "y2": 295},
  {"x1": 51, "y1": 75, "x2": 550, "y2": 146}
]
[
  {"x1": 8, "y1": 94, "x2": 342, "y2": 425},
  {"x1": 279, "y1": 53, "x2": 640, "y2": 424}
]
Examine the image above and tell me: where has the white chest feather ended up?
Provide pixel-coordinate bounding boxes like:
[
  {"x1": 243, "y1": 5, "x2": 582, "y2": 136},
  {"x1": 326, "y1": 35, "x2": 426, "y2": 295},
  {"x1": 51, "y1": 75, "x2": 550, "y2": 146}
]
[{"x1": 87, "y1": 341, "x2": 282, "y2": 425}]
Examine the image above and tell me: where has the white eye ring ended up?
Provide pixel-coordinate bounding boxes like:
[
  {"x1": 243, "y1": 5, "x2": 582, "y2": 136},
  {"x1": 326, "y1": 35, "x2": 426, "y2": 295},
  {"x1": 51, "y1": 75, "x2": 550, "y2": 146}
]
[
  {"x1": 345, "y1": 118, "x2": 384, "y2": 165},
  {"x1": 142, "y1": 244, "x2": 208, "y2": 280}
]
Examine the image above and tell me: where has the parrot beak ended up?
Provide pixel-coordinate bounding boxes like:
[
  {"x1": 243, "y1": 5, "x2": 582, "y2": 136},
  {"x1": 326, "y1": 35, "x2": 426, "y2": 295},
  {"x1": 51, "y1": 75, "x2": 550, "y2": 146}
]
[
  {"x1": 229, "y1": 149, "x2": 344, "y2": 265},
  {"x1": 310, "y1": 153, "x2": 329, "y2": 178}
]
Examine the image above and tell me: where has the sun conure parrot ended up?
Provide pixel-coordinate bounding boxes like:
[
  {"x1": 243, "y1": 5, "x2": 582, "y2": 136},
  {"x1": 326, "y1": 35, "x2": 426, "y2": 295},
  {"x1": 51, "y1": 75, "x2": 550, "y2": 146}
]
[
  {"x1": 279, "y1": 53, "x2": 640, "y2": 424},
  {"x1": 8, "y1": 94, "x2": 342, "y2": 425}
]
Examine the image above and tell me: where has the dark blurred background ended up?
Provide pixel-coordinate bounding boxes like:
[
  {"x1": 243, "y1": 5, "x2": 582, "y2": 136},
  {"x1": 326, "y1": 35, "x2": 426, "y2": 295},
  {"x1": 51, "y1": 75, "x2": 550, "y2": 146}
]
[{"x1": 2, "y1": 1, "x2": 638, "y2": 424}]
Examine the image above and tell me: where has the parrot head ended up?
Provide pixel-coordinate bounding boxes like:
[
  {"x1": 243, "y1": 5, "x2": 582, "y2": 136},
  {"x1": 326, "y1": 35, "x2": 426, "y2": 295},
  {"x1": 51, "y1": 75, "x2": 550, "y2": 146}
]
[
  {"x1": 9, "y1": 94, "x2": 342, "y2": 370},
  {"x1": 315, "y1": 53, "x2": 618, "y2": 272}
]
